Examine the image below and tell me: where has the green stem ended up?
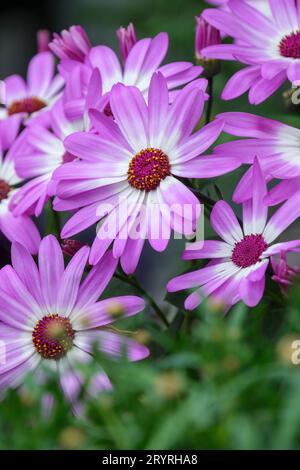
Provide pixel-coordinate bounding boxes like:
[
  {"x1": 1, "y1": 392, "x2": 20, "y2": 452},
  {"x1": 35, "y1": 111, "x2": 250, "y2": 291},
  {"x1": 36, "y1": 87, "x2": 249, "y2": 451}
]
[{"x1": 114, "y1": 273, "x2": 170, "y2": 327}]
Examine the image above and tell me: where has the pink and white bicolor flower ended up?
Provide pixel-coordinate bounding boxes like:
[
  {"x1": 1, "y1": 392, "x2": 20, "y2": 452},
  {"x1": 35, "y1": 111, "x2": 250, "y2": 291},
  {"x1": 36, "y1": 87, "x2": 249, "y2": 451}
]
[
  {"x1": 60, "y1": 31, "x2": 207, "y2": 116},
  {"x1": 0, "y1": 117, "x2": 40, "y2": 253},
  {"x1": 53, "y1": 73, "x2": 238, "y2": 274},
  {"x1": 202, "y1": 0, "x2": 300, "y2": 104},
  {"x1": 0, "y1": 235, "x2": 148, "y2": 404},
  {"x1": 0, "y1": 52, "x2": 64, "y2": 128},
  {"x1": 168, "y1": 159, "x2": 300, "y2": 309},
  {"x1": 213, "y1": 112, "x2": 300, "y2": 204}
]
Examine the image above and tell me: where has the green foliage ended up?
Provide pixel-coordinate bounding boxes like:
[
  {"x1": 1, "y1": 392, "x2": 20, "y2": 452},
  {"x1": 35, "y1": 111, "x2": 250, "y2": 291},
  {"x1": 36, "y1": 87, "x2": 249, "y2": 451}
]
[{"x1": 1, "y1": 286, "x2": 300, "y2": 450}]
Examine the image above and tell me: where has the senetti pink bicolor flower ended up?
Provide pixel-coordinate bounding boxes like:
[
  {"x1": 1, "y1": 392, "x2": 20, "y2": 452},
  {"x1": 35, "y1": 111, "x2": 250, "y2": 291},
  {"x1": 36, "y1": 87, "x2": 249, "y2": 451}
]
[
  {"x1": 195, "y1": 15, "x2": 221, "y2": 62},
  {"x1": 214, "y1": 112, "x2": 300, "y2": 204},
  {"x1": 0, "y1": 52, "x2": 64, "y2": 128},
  {"x1": 53, "y1": 73, "x2": 238, "y2": 274},
  {"x1": 116, "y1": 23, "x2": 137, "y2": 63},
  {"x1": 0, "y1": 236, "x2": 148, "y2": 404},
  {"x1": 0, "y1": 117, "x2": 40, "y2": 253},
  {"x1": 168, "y1": 159, "x2": 300, "y2": 309},
  {"x1": 49, "y1": 25, "x2": 91, "y2": 73},
  {"x1": 205, "y1": 0, "x2": 271, "y2": 17},
  {"x1": 271, "y1": 251, "x2": 300, "y2": 293},
  {"x1": 10, "y1": 99, "x2": 83, "y2": 218},
  {"x1": 202, "y1": 0, "x2": 300, "y2": 104}
]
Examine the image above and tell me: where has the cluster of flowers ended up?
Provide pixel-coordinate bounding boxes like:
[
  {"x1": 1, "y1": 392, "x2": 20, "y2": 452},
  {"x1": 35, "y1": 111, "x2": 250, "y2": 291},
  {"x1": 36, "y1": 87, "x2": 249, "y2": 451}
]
[{"x1": 1, "y1": 0, "x2": 300, "y2": 407}]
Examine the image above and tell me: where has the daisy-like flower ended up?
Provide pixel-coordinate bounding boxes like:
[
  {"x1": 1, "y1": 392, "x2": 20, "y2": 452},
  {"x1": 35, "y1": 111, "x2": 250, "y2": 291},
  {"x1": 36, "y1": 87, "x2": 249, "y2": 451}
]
[
  {"x1": 205, "y1": 0, "x2": 271, "y2": 18},
  {"x1": 0, "y1": 52, "x2": 64, "y2": 128},
  {"x1": 53, "y1": 73, "x2": 239, "y2": 274},
  {"x1": 9, "y1": 98, "x2": 84, "y2": 218},
  {"x1": 59, "y1": 30, "x2": 206, "y2": 111},
  {"x1": 202, "y1": 0, "x2": 300, "y2": 104},
  {"x1": 167, "y1": 159, "x2": 300, "y2": 309},
  {"x1": 0, "y1": 235, "x2": 148, "y2": 404},
  {"x1": 0, "y1": 117, "x2": 40, "y2": 253},
  {"x1": 214, "y1": 112, "x2": 300, "y2": 204}
]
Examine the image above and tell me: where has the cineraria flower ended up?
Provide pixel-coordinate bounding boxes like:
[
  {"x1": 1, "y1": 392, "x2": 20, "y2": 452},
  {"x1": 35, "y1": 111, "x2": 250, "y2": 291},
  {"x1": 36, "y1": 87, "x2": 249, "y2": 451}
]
[
  {"x1": 59, "y1": 30, "x2": 206, "y2": 108},
  {"x1": 49, "y1": 25, "x2": 91, "y2": 76},
  {"x1": 0, "y1": 52, "x2": 64, "y2": 128},
  {"x1": 9, "y1": 98, "x2": 83, "y2": 217},
  {"x1": 0, "y1": 117, "x2": 40, "y2": 253},
  {"x1": 0, "y1": 235, "x2": 148, "y2": 404},
  {"x1": 214, "y1": 112, "x2": 300, "y2": 204},
  {"x1": 53, "y1": 73, "x2": 239, "y2": 274},
  {"x1": 202, "y1": 0, "x2": 300, "y2": 104},
  {"x1": 168, "y1": 159, "x2": 300, "y2": 309},
  {"x1": 205, "y1": 0, "x2": 271, "y2": 18},
  {"x1": 271, "y1": 251, "x2": 300, "y2": 294},
  {"x1": 116, "y1": 23, "x2": 137, "y2": 63}
]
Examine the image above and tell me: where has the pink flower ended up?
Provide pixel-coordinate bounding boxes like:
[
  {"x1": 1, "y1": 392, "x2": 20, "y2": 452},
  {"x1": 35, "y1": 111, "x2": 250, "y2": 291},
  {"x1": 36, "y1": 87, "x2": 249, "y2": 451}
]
[
  {"x1": 168, "y1": 159, "x2": 300, "y2": 309},
  {"x1": 271, "y1": 251, "x2": 300, "y2": 293},
  {"x1": 53, "y1": 73, "x2": 238, "y2": 274},
  {"x1": 37, "y1": 30, "x2": 50, "y2": 53},
  {"x1": 61, "y1": 30, "x2": 206, "y2": 107},
  {"x1": 202, "y1": 0, "x2": 300, "y2": 104},
  {"x1": 213, "y1": 112, "x2": 300, "y2": 204},
  {"x1": 49, "y1": 25, "x2": 91, "y2": 69},
  {"x1": 0, "y1": 52, "x2": 64, "y2": 128},
  {"x1": 116, "y1": 23, "x2": 137, "y2": 63},
  {"x1": 0, "y1": 235, "x2": 148, "y2": 405},
  {"x1": 195, "y1": 15, "x2": 221, "y2": 61},
  {"x1": 0, "y1": 117, "x2": 40, "y2": 253}
]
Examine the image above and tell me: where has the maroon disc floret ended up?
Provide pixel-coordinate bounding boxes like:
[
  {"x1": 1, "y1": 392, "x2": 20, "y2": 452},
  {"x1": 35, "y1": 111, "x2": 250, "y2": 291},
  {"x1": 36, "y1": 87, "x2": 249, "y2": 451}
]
[
  {"x1": 8, "y1": 96, "x2": 47, "y2": 116},
  {"x1": 32, "y1": 314, "x2": 75, "y2": 360},
  {"x1": 0, "y1": 180, "x2": 10, "y2": 202},
  {"x1": 231, "y1": 234, "x2": 267, "y2": 268},
  {"x1": 128, "y1": 147, "x2": 171, "y2": 192},
  {"x1": 279, "y1": 31, "x2": 300, "y2": 58}
]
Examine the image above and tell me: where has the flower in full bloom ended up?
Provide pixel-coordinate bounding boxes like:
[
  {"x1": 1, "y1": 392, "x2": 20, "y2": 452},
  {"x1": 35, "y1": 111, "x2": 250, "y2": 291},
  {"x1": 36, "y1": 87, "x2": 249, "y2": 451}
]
[
  {"x1": 53, "y1": 73, "x2": 239, "y2": 274},
  {"x1": 167, "y1": 159, "x2": 300, "y2": 309},
  {"x1": 0, "y1": 117, "x2": 40, "y2": 253},
  {"x1": 0, "y1": 52, "x2": 64, "y2": 128},
  {"x1": 0, "y1": 235, "x2": 148, "y2": 404},
  {"x1": 271, "y1": 251, "x2": 300, "y2": 293},
  {"x1": 9, "y1": 98, "x2": 84, "y2": 218},
  {"x1": 213, "y1": 112, "x2": 300, "y2": 204},
  {"x1": 57, "y1": 29, "x2": 206, "y2": 108},
  {"x1": 205, "y1": 0, "x2": 271, "y2": 18},
  {"x1": 202, "y1": 0, "x2": 300, "y2": 104},
  {"x1": 116, "y1": 23, "x2": 137, "y2": 63}
]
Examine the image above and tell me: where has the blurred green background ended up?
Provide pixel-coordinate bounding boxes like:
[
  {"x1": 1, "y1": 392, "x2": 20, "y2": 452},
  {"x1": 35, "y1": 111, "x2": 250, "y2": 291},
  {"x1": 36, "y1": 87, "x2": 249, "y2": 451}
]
[{"x1": 1, "y1": 0, "x2": 300, "y2": 450}]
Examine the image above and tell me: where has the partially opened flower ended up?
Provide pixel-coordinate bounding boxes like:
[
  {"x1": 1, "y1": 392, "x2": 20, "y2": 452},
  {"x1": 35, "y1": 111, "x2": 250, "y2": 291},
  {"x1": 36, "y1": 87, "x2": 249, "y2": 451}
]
[
  {"x1": 214, "y1": 112, "x2": 300, "y2": 203},
  {"x1": 202, "y1": 0, "x2": 300, "y2": 104},
  {"x1": 0, "y1": 235, "x2": 148, "y2": 405},
  {"x1": 49, "y1": 25, "x2": 91, "y2": 76},
  {"x1": 0, "y1": 52, "x2": 64, "y2": 128},
  {"x1": 0, "y1": 117, "x2": 40, "y2": 253},
  {"x1": 271, "y1": 251, "x2": 300, "y2": 294},
  {"x1": 116, "y1": 23, "x2": 137, "y2": 63},
  {"x1": 53, "y1": 73, "x2": 238, "y2": 273},
  {"x1": 168, "y1": 159, "x2": 300, "y2": 309}
]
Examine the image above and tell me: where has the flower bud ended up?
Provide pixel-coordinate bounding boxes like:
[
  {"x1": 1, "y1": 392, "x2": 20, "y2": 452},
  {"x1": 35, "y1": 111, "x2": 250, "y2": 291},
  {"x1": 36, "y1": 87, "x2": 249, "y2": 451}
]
[
  {"x1": 116, "y1": 23, "x2": 137, "y2": 63},
  {"x1": 195, "y1": 15, "x2": 221, "y2": 76}
]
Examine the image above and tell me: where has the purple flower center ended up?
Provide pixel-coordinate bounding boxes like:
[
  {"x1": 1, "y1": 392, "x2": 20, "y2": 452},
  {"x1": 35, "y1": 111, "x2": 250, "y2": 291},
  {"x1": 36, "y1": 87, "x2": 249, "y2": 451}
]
[
  {"x1": 279, "y1": 31, "x2": 300, "y2": 58},
  {"x1": 231, "y1": 234, "x2": 267, "y2": 268},
  {"x1": 128, "y1": 148, "x2": 171, "y2": 192},
  {"x1": 0, "y1": 180, "x2": 10, "y2": 202},
  {"x1": 8, "y1": 97, "x2": 47, "y2": 116},
  {"x1": 32, "y1": 314, "x2": 75, "y2": 360}
]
